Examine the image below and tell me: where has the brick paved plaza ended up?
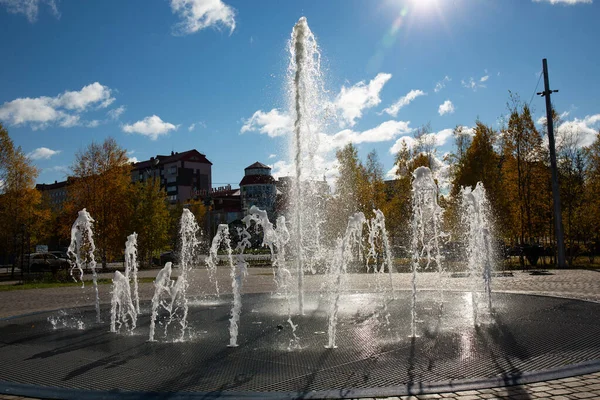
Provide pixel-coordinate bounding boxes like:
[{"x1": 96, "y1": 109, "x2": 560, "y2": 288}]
[{"x1": 1, "y1": 267, "x2": 599, "y2": 399}]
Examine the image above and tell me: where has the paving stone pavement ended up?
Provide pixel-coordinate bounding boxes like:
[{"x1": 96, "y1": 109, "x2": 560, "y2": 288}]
[{"x1": 1, "y1": 267, "x2": 600, "y2": 399}]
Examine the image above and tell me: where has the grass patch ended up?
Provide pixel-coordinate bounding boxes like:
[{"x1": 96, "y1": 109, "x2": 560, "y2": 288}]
[{"x1": 0, "y1": 277, "x2": 159, "y2": 292}]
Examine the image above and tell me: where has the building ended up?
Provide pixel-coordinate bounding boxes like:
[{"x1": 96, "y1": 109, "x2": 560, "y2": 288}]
[
  {"x1": 239, "y1": 162, "x2": 277, "y2": 217},
  {"x1": 36, "y1": 149, "x2": 213, "y2": 208},
  {"x1": 35, "y1": 180, "x2": 69, "y2": 211},
  {"x1": 131, "y1": 150, "x2": 212, "y2": 204}
]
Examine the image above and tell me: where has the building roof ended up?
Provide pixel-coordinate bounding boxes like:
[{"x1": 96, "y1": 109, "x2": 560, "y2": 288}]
[
  {"x1": 244, "y1": 161, "x2": 271, "y2": 170},
  {"x1": 36, "y1": 180, "x2": 68, "y2": 191},
  {"x1": 132, "y1": 149, "x2": 212, "y2": 170},
  {"x1": 240, "y1": 174, "x2": 276, "y2": 186}
]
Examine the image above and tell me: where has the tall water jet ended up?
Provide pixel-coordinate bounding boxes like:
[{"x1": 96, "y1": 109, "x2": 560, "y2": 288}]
[
  {"x1": 110, "y1": 270, "x2": 137, "y2": 333},
  {"x1": 326, "y1": 212, "x2": 366, "y2": 349},
  {"x1": 124, "y1": 233, "x2": 140, "y2": 313},
  {"x1": 411, "y1": 167, "x2": 446, "y2": 337},
  {"x1": 461, "y1": 182, "x2": 495, "y2": 316},
  {"x1": 366, "y1": 209, "x2": 395, "y2": 300},
  {"x1": 288, "y1": 17, "x2": 326, "y2": 315},
  {"x1": 246, "y1": 206, "x2": 298, "y2": 348},
  {"x1": 67, "y1": 209, "x2": 100, "y2": 323},
  {"x1": 156, "y1": 209, "x2": 200, "y2": 341},
  {"x1": 229, "y1": 224, "x2": 250, "y2": 347},
  {"x1": 149, "y1": 262, "x2": 173, "y2": 342},
  {"x1": 205, "y1": 225, "x2": 230, "y2": 298}
]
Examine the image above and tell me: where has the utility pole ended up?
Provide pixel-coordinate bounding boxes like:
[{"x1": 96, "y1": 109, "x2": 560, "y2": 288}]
[{"x1": 537, "y1": 58, "x2": 566, "y2": 268}]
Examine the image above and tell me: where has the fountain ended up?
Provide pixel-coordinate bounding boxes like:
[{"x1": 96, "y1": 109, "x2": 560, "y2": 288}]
[
  {"x1": 110, "y1": 270, "x2": 137, "y2": 333},
  {"x1": 326, "y1": 212, "x2": 366, "y2": 349},
  {"x1": 3, "y1": 16, "x2": 600, "y2": 400},
  {"x1": 410, "y1": 167, "x2": 446, "y2": 337},
  {"x1": 124, "y1": 232, "x2": 140, "y2": 313},
  {"x1": 67, "y1": 208, "x2": 100, "y2": 323},
  {"x1": 245, "y1": 206, "x2": 298, "y2": 348},
  {"x1": 148, "y1": 209, "x2": 199, "y2": 342},
  {"x1": 461, "y1": 182, "x2": 495, "y2": 317},
  {"x1": 288, "y1": 16, "x2": 326, "y2": 315}
]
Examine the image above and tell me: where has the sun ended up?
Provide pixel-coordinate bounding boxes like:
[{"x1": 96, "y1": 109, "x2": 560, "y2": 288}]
[{"x1": 411, "y1": 0, "x2": 440, "y2": 13}]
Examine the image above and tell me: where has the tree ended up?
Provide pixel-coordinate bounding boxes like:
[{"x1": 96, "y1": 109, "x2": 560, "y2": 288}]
[
  {"x1": 413, "y1": 123, "x2": 437, "y2": 170},
  {"x1": 130, "y1": 178, "x2": 170, "y2": 267},
  {"x1": 364, "y1": 150, "x2": 387, "y2": 219},
  {"x1": 556, "y1": 125, "x2": 586, "y2": 266},
  {"x1": 583, "y1": 131, "x2": 600, "y2": 262},
  {"x1": 326, "y1": 143, "x2": 368, "y2": 240},
  {"x1": 450, "y1": 121, "x2": 509, "y2": 235},
  {"x1": 65, "y1": 138, "x2": 132, "y2": 268},
  {"x1": 500, "y1": 98, "x2": 550, "y2": 246},
  {"x1": 0, "y1": 124, "x2": 50, "y2": 276}
]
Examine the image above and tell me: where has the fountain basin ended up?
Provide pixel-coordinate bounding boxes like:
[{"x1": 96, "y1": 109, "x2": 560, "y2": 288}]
[{"x1": 1, "y1": 291, "x2": 600, "y2": 399}]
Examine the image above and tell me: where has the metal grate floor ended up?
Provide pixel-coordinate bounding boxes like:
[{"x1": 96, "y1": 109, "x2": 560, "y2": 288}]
[{"x1": 1, "y1": 291, "x2": 600, "y2": 398}]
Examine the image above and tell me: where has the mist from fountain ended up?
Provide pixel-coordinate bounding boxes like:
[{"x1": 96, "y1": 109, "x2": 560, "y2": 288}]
[
  {"x1": 245, "y1": 206, "x2": 298, "y2": 349},
  {"x1": 67, "y1": 209, "x2": 100, "y2": 323},
  {"x1": 206, "y1": 225, "x2": 230, "y2": 298},
  {"x1": 326, "y1": 212, "x2": 366, "y2": 349},
  {"x1": 149, "y1": 262, "x2": 173, "y2": 342},
  {"x1": 228, "y1": 223, "x2": 250, "y2": 347},
  {"x1": 461, "y1": 182, "x2": 495, "y2": 317},
  {"x1": 110, "y1": 270, "x2": 137, "y2": 333},
  {"x1": 410, "y1": 167, "x2": 446, "y2": 337},
  {"x1": 124, "y1": 233, "x2": 140, "y2": 313}
]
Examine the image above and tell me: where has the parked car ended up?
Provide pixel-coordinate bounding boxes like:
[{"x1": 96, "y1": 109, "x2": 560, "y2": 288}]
[
  {"x1": 49, "y1": 251, "x2": 70, "y2": 262},
  {"x1": 27, "y1": 253, "x2": 70, "y2": 272},
  {"x1": 160, "y1": 251, "x2": 176, "y2": 266}
]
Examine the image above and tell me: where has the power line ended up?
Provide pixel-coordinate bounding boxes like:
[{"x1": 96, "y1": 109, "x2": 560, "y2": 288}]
[{"x1": 528, "y1": 70, "x2": 543, "y2": 109}]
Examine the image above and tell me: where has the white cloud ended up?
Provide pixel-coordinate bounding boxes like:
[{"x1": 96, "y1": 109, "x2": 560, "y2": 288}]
[
  {"x1": 434, "y1": 76, "x2": 451, "y2": 93},
  {"x1": 556, "y1": 114, "x2": 600, "y2": 147},
  {"x1": 320, "y1": 120, "x2": 413, "y2": 153},
  {"x1": 381, "y1": 89, "x2": 426, "y2": 117},
  {"x1": 188, "y1": 121, "x2": 206, "y2": 131},
  {"x1": 43, "y1": 165, "x2": 68, "y2": 173},
  {"x1": 0, "y1": 0, "x2": 59, "y2": 23},
  {"x1": 532, "y1": 0, "x2": 592, "y2": 4},
  {"x1": 480, "y1": 75, "x2": 489, "y2": 82},
  {"x1": 268, "y1": 154, "x2": 276, "y2": 159},
  {"x1": 240, "y1": 109, "x2": 292, "y2": 137},
  {"x1": 388, "y1": 127, "x2": 459, "y2": 155},
  {"x1": 107, "y1": 105, "x2": 126, "y2": 120},
  {"x1": 54, "y1": 82, "x2": 114, "y2": 111},
  {"x1": 27, "y1": 147, "x2": 61, "y2": 160},
  {"x1": 0, "y1": 82, "x2": 115, "y2": 129},
  {"x1": 170, "y1": 0, "x2": 236, "y2": 36},
  {"x1": 438, "y1": 100, "x2": 455, "y2": 116},
  {"x1": 427, "y1": 128, "x2": 455, "y2": 146},
  {"x1": 128, "y1": 157, "x2": 140, "y2": 164},
  {"x1": 389, "y1": 136, "x2": 417, "y2": 154},
  {"x1": 334, "y1": 73, "x2": 392, "y2": 127},
  {"x1": 122, "y1": 115, "x2": 179, "y2": 140},
  {"x1": 461, "y1": 77, "x2": 487, "y2": 91}
]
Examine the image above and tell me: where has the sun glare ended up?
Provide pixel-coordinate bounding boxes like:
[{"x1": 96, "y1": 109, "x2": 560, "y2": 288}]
[{"x1": 411, "y1": 0, "x2": 440, "y2": 13}]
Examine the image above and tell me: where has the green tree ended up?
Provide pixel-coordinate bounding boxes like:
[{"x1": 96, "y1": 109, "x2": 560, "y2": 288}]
[
  {"x1": 326, "y1": 143, "x2": 368, "y2": 239},
  {"x1": 130, "y1": 178, "x2": 170, "y2": 267}
]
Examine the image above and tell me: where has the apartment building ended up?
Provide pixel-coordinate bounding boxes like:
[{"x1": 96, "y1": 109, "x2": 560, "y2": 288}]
[
  {"x1": 131, "y1": 150, "x2": 212, "y2": 204},
  {"x1": 36, "y1": 149, "x2": 213, "y2": 207}
]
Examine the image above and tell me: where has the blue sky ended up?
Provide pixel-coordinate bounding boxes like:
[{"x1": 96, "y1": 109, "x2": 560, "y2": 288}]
[{"x1": 1, "y1": 0, "x2": 599, "y2": 190}]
